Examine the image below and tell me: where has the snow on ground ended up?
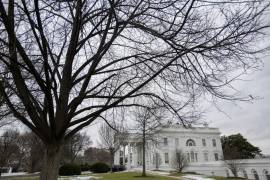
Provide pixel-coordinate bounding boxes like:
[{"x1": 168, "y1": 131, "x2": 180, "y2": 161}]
[
  {"x1": 1, "y1": 172, "x2": 28, "y2": 177},
  {"x1": 148, "y1": 170, "x2": 170, "y2": 175},
  {"x1": 58, "y1": 176, "x2": 101, "y2": 180},
  {"x1": 1, "y1": 172, "x2": 99, "y2": 180},
  {"x1": 182, "y1": 175, "x2": 215, "y2": 180}
]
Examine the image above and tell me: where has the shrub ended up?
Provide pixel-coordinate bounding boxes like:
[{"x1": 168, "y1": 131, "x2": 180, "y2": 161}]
[
  {"x1": 90, "y1": 162, "x2": 110, "y2": 173},
  {"x1": 80, "y1": 163, "x2": 91, "y2": 172},
  {"x1": 111, "y1": 165, "x2": 126, "y2": 172},
  {"x1": 59, "y1": 163, "x2": 81, "y2": 176}
]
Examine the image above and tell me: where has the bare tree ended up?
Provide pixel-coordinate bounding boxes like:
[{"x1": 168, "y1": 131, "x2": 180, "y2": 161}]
[
  {"x1": 223, "y1": 146, "x2": 242, "y2": 177},
  {"x1": 0, "y1": 129, "x2": 20, "y2": 175},
  {"x1": 84, "y1": 147, "x2": 111, "y2": 165},
  {"x1": 0, "y1": 0, "x2": 269, "y2": 179},
  {"x1": 19, "y1": 132, "x2": 44, "y2": 173},
  {"x1": 62, "y1": 132, "x2": 92, "y2": 163},
  {"x1": 172, "y1": 149, "x2": 188, "y2": 173},
  {"x1": 133, "y1": 104, "x2": 165, "y2": 177},
  {"x1": 225, "y1": 160, "x2": 242, "y2": 178},
  {"x1": 98, "y1": 122, "x2": 128, "y2": 172}
]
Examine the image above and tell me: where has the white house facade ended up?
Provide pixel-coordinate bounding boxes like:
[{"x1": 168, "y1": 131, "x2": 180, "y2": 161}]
[
  {"x1": 114, "y1": 124, "x2": 223, "y2": 170},
  {"x1": 114, "y1": 124, "x2": 270, "y2": 180}
]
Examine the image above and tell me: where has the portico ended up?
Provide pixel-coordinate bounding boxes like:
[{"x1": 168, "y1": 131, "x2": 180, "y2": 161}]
[{"x1": 115, "y1": 139, "x2": 153, "y2": 169}]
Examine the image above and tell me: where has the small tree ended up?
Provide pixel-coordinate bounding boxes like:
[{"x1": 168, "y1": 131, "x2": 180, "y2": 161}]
[
  {"x1": 0, "y1": 129, "x2": 20, "y2": 174},
  {"x1": 84, "y1": 147, "x2": 111, "y2": 165},
  {"x1": 18, "y1": 132, "x2": 44, "y2": 173},
  {"x1": 62, "y1": 132, "x2": 92, "y2": 163},
  {"x1": 223, "y1": 146, "x2": 242, "y2": 177},
  {"x1": 172, "y1": 149, "x2": 188, "y2": 173},
  {"x1": 98, "y1": 122, "x2": 128, "y2": 172},
  {"x1": 133, "y1": 104, "x2": 165, "y2": 177},
  {"x1": 225, "y1": 159, "x2": 242, "y2": 178}
]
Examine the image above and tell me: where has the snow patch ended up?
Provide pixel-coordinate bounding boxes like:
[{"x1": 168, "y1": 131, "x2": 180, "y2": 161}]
[{"x1": 182, "y1": 175, "x2": 215, "y2": 180}]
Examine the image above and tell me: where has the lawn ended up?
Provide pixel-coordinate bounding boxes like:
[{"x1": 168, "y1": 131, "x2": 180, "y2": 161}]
[
  {"x1": 93, "y1": 172, "x2": 247, "y2": 180},
  {"x1": 93, "y1": 172, "x2": 179, "y2": 180},
  {"x1": 6, "y1": 172, "x2": 246, "y2": 180},
  {"x1": 5, "y1": 172, "x2": 179, "y2": 180}
]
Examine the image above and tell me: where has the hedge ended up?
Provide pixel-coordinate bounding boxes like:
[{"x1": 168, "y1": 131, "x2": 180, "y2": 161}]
[
  {"x1": 80, "y1": 163, "x2": 91, "y2": 172},
  {"x1": 111, "y1": 165, "x2": 126, "y2": 172},
  {"x1": 59, "y1": 163, "x2": 81, "y2": 176},
  {"x1": 90, "y1": 162, "x2": 110, "y2": 173}
]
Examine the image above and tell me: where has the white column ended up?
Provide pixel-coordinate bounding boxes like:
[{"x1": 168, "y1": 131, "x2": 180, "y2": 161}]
[
  {"x1": 127, "y1": 143, "x2": 131, "y2": 169},
  {"x1": 123, "y1": 145, "x2": 126, "y2": 166},
  {"x1": 133, "y1": 143, "x2": 137, "y2": 167},
  {"x1": 114, "y1": 147, "x2": 120, "y2": 165}
]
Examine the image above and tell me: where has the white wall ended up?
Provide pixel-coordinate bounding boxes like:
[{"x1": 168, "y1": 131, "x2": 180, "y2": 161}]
[
  {"x1": 154, "y1": 126, "x2": 223, "y2": 167},
  {"x1": 184, "y1": 161, "x2": 227, "y2": 177},
  {"x1": 183, "y1": 159, "x2": 270, "y2": 180},
  {"x1": 154, "y1": 159, "x2": 270, "y2": 180},
  {"x1": 230, "y1": 159, "x2": 270, "y2": 180}
]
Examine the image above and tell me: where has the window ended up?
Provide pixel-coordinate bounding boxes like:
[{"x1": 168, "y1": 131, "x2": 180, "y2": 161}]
[
  {"x1": 130, "y1": 153, "x2": 132, "y2": 163},
  {"x1": 195, "y1": 153, "x2": 198, "y2": 162},
  {"x1": 190, "y1": 151, "x2": 194, "y2": 162},
  {"x1": 202, "y1": 139, "x2": 206, "y2": 146},
  {"x1": 164, "y1": 138, "x2": 168, "y2": 146},
  {"x1": 154, "y1": 153, "x2": 160, "y2": 169},
  {"x1": 120, "y1": 150, "x2": 124, "y2": 156},
  {"x1": 204, "y1": 152, "x2": 208, "y2": 161},
  {"x1": 175, "y1": 138, "x2": 179, "y2": 147},
  {"x1": 243, "y1": 170, "x2": 248, "y2": 179},
  {"x1": 214, "y1": 153, "x2": 219, "y2": 161},
  {"x1": 165, "y1": 153, "x2": 169, "y2": 164},
  {"x1": 252, "y1": 169, "x2": 259, "y2": 180},
  {"x1": 212, "y1": 139, "x2": 216, "y2": 147},
  {"x1": 187, "y1": 153, "x2": 190, "y2": 163},
  {"x1": 186, "y1": 139, "x2": 196, "y2": 146}
]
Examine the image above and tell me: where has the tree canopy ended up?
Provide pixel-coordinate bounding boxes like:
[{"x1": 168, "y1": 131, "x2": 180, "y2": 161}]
[{"x1": 221, "y1": 133, "x2": 261, "y2": 159}]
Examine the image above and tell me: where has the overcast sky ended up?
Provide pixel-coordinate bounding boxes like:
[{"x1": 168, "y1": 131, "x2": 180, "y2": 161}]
[
  {"x1": 85, "y1": 56, "x2": 270, "y2": 155},
  {"x1": 207, "y1": 58, "x2": 270, "y2": 155}
]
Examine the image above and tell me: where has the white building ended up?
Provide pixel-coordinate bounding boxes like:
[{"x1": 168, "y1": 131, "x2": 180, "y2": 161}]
[
  {"x1": 114, "y1": 124, "x2": 223, "y2": 170},
  {"x1": 114, "y1": 124, "x2": 270, "y2": 180}
]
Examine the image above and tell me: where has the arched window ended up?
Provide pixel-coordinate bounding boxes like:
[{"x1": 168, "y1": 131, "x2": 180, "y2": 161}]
[
  {"x1": 252, "y1": 169, "x2": 259, "y2": 180},
  {"x1": 243, "y1": 170, "x2": 248, "y2": 179},
  {"x1": 186, "y1": 139, "x2": 196, "y2": 146}
]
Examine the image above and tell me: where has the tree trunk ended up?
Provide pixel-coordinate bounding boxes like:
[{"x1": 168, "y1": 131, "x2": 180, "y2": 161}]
[
  {"x1": 142, "y1": 128, "x2": 146, "y2": 177},
  {"x1": 110, "y1": 151, "x2": 114, "y2": 173},
  {"x1": 40, "y1": 144, "x2": 62, "y2": 180}
]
